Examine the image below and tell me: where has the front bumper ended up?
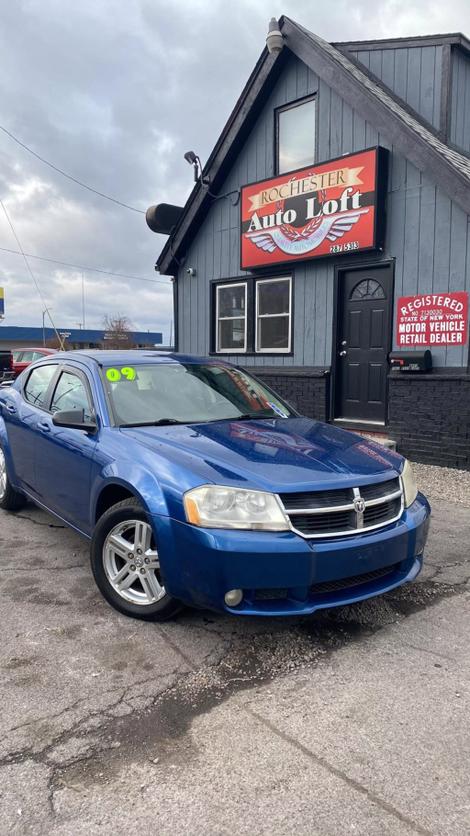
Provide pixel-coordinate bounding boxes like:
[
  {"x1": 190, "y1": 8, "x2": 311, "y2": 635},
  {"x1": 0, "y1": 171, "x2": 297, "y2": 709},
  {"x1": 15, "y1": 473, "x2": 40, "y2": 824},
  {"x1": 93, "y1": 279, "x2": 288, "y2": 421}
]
[{"x1": 153, "y1": 493, "x2": 430, "y2": 616}]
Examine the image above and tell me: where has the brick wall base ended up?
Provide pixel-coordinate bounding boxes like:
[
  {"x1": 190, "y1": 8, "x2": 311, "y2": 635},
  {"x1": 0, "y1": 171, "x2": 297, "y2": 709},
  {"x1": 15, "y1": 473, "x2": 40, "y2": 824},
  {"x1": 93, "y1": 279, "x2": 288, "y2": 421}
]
[
  {"x1": 387, "y1": 373, "x2": 470, "y2": 470},
  {"x1": 250, "y1": 367, "x2": 330, "y2": 422}
]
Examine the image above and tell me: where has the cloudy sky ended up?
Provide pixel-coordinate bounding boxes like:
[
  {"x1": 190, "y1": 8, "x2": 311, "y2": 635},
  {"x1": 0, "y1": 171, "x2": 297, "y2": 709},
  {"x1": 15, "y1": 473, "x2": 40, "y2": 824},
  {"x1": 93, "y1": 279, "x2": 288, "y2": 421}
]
[{"x1": 0, "y1": 0, "x2": 469, "y2": 342}]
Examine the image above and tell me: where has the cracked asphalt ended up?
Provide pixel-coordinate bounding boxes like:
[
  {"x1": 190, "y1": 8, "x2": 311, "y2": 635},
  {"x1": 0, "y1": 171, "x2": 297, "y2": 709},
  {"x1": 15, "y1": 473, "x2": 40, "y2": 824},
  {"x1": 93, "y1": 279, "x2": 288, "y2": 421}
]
[{"x1": 0, "y1": 478, "x2": 469, "y2": 835}]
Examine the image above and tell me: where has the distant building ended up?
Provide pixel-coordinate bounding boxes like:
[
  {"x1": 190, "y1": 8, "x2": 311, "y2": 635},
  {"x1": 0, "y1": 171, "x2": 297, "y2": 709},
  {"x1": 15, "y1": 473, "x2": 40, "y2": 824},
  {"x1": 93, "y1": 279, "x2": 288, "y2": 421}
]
[{"x1": 0, "y1": 326, "x2": 163, "y2": 350}]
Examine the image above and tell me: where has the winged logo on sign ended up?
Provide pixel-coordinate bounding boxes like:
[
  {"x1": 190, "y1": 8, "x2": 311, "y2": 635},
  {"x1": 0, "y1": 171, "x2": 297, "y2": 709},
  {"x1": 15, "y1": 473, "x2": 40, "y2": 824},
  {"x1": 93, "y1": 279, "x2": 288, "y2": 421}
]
[{"x1": 245, "y1": 208, "x2": 370, "y2": 257}]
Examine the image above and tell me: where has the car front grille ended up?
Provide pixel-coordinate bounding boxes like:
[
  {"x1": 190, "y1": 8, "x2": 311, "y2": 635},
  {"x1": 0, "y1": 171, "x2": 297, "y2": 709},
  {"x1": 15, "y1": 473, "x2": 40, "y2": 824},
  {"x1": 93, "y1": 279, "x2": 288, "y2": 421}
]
[
  {"x1": 279, "y1": 477, "x2": 403, "y2": 539},
  {"x1": 253, "y1": 562, "x2": 402, "y2": 601},
  {"x1": 309, "y1": 563, "x2": 401, "y2": 595}
]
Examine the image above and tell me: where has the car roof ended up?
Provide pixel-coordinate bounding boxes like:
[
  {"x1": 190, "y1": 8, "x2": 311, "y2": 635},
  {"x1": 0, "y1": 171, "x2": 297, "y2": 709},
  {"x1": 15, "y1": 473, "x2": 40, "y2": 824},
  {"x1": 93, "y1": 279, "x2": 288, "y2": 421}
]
[
  {"x1": 51, "y1": 350, "x2": 228, "y2": 367},
  {"x1": 14, "y1": 347, "x2": 56, "y2": 352}
]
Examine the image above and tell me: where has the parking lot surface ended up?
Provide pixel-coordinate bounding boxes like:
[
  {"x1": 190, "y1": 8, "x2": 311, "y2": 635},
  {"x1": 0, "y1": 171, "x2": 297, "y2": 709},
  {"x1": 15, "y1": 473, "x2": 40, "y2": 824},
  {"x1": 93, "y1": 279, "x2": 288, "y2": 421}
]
[{"x1": 0, "y1": 471, "x2": 469, "y2": 835}]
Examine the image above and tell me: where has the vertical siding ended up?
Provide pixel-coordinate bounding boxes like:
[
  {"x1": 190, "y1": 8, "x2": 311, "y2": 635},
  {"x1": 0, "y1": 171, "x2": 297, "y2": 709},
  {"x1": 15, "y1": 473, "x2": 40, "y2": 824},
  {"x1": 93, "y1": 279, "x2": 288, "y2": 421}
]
[
  {"x1": 450, "y1": 47, "x2": 470, "y2": 154},
  {"x1": 177, "y1": 51, "x2": 470, "y2": 369},
  {"x1": 349, "y1": 45, "x2": 442, "y2": 130}
]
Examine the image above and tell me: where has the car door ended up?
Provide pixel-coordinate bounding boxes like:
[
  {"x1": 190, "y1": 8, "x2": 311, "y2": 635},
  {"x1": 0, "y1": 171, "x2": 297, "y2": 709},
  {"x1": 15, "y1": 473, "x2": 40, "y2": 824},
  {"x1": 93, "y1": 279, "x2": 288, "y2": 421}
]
[
  {"x1": 33, "y1": 365, "x2": 98, "y2": 531},
  {"x1": 2, "y1": 362, "x2": 59, "y2": 494}
]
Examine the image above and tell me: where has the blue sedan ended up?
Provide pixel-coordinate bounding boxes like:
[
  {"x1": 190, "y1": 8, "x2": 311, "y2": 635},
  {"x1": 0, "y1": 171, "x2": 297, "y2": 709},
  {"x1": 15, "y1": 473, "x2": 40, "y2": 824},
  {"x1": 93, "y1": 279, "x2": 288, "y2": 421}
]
[{"x1": 0, "y1": 351, "x2": 430, "y2": 620}]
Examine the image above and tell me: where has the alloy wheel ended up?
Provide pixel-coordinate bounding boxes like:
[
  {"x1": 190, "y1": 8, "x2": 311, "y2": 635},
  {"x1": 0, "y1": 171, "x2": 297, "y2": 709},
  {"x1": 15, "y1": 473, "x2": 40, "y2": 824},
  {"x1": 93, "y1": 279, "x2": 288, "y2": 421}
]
[
  {"x1": 0, "y1": 448, "x2": 7, "y2": 500},
  {"x1": 103, "y1": 519, "x2": 166, "y2": 606}
]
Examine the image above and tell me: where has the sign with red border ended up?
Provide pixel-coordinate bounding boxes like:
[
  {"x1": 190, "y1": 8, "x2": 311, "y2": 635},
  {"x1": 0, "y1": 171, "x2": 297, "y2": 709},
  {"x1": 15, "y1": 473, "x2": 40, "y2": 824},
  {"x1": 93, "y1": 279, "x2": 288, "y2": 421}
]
[
  {"x1": 240, "y1": 147, "x2": 387, "y2": 269},
  {"x1": 396, "y1": 292, "x2": 469, "y2": 347}
]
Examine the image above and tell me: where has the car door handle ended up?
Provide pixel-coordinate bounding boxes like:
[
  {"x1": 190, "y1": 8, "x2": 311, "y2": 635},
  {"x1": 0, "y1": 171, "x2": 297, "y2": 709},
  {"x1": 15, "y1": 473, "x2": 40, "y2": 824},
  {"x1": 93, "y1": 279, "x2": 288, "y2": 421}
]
[
  {"x1": 5, "y1": 403, "x2": 17, "y2": 414},
  {"x1": 38, "y1": 420, "x2": 51, "y2": 433}
]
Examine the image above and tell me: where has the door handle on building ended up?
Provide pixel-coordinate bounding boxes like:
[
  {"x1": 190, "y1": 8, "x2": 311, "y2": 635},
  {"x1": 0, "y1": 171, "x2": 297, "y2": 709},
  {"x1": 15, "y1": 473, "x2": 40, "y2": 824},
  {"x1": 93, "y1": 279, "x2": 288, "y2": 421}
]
[{"x1": 339, "y1": 350, "x2": 347, "y2": 357}]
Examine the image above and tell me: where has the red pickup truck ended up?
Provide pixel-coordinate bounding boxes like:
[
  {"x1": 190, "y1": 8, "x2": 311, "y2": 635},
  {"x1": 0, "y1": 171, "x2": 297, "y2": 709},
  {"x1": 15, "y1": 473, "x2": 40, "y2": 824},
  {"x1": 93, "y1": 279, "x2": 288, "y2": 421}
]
[{"x1": 11, "y1": 347, "x2": 57, "y2": 377}]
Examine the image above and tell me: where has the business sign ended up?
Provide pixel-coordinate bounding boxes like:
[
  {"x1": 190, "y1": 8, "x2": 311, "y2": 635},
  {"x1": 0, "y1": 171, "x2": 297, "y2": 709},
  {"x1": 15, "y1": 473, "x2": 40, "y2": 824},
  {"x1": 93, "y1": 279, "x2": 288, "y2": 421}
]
[
  {"x1": 0, "y1": 287, "x2": 4, "y2": 318},
  {"x1": 396, "y1": 292, "x2": 469, "y2": 346},
  {"x1": 103, "y1": 332, "x2": 129, "y2": 341},
  {"x1": 240, "y1": 147, "x2": 387, "y2": 269}
]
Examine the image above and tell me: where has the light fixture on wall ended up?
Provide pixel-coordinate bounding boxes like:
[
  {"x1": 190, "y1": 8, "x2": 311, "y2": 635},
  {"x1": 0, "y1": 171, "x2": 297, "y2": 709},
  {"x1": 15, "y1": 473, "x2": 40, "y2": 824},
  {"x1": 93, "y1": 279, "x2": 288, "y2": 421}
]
[
  {"x1": 266, "y1": 18, "x2": 284, "y2": 55},
  {"x1": 184, "y1": 150, "x2": 210, "y2": 185}
]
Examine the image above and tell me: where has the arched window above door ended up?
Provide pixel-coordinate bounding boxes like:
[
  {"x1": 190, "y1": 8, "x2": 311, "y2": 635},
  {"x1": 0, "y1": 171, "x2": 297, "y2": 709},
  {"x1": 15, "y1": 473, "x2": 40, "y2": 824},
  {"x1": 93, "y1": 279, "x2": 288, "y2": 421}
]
[{"x1": 350, "y1": 279, "x2": 386, "y2": 300}]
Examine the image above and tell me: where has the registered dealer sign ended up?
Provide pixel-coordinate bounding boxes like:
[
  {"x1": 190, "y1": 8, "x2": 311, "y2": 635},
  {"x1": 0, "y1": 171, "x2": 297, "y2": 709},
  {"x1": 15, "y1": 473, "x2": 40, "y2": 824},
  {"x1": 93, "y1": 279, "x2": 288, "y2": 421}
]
[
  {"x1": 240, "y1": 147, "x2": 387, "y2": 269},
  {"x1": 396, "y1": 292, "x2": 469, "y2": 346}
]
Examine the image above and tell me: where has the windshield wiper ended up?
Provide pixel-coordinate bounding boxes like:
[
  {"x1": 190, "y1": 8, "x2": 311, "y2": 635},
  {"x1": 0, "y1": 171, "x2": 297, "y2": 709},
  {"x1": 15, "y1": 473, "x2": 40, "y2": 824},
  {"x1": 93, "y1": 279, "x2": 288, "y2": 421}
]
[
  {"x1": 120, "y1": 418, "x2": 184, "y2": 428},
  {"x1": 231, "y1": 411, "x2": 280, "y2": 421}
]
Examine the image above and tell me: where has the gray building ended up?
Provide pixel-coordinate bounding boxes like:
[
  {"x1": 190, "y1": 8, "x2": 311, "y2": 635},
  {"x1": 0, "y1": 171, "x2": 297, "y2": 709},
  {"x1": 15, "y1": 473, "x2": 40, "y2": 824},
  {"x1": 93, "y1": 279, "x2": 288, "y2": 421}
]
[{"x1": 149, "y1": 18, "x2": 470, "y2": 469}]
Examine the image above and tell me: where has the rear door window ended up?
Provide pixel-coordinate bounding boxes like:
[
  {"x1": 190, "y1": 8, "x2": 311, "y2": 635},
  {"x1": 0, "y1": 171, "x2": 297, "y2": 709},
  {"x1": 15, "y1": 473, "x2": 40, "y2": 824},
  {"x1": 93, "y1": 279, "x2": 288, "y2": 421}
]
[{"x1": 24, "y1": 365, "x2": 58, "y2": 408}]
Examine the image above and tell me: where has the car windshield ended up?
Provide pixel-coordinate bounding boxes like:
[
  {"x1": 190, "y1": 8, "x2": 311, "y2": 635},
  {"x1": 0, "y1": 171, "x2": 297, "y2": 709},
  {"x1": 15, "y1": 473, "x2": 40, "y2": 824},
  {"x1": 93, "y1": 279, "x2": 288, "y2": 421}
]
[{"x1": 102, "y1": 362, "x2": 294, "y2": 426}]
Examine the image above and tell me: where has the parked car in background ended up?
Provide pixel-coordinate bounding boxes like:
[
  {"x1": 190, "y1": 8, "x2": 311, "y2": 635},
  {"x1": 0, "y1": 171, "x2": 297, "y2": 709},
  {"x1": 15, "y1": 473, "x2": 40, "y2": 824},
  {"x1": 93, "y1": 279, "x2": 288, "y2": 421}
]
[
  {"x1": 0, "y1": 350, "x2": 13, "y2": 381},
  {"x1": 0, "y1": 351, "x2": 430, "y2": 622},
  {"x1": 11, "y1": 347, "x2": 57, "y2": 378}
]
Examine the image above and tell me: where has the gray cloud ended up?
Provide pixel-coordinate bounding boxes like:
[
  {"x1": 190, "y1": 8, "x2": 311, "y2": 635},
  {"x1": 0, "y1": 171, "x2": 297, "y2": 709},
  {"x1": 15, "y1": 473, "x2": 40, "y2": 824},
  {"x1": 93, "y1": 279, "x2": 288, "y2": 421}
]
[{"x1": 0, "y1": 0, "x2": 468, "y2": 342}]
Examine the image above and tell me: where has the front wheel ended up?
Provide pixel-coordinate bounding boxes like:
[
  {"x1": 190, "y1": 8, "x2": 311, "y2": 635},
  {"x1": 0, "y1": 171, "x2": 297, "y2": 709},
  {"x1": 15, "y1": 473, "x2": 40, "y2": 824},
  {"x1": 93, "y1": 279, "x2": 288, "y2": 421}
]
[
  {"x1": 90, "y1": 499, "x2": 182, "y2": 621},
  {"x1": 0, "y1": 446, "x2": 26, "y2": 511}
]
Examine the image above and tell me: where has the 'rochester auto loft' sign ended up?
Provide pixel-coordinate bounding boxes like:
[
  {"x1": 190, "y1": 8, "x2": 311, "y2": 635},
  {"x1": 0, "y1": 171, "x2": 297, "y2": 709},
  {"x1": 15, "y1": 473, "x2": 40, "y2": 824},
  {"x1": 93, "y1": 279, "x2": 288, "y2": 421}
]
[{"x1": 240, "y1": 147, "x2": 387, "y2": 270}]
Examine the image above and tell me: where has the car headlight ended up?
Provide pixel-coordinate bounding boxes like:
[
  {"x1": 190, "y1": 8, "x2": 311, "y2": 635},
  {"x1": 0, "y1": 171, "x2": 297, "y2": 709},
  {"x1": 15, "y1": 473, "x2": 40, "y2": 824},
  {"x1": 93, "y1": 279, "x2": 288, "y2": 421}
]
[
  {"x1": 401, "y1": 459, "x2": 418, "y2": 508},
  {"x1": 183, "y1": 485, "x2": 289, "y2": 530}
]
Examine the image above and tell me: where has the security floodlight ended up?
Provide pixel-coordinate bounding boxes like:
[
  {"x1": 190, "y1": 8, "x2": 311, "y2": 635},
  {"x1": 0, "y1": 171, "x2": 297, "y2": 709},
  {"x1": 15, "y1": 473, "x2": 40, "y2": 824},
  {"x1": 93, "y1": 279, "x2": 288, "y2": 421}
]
[
  {"x1": 184, "y1": 150, "x2": 202, "y2": 182},
  {"x1": 183, "y1": 150, "x2": 210, "y2": 185},
  {"x1": 266, "y1": 18, "x2": 284, "y2": 54}
]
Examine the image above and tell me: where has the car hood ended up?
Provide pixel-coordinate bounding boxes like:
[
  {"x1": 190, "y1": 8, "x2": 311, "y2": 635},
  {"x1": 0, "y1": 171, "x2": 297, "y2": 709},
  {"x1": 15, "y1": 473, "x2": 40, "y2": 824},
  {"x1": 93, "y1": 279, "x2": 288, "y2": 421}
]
[{"x1": 120, "y1": 417, "x2": 403, "y2": 492}]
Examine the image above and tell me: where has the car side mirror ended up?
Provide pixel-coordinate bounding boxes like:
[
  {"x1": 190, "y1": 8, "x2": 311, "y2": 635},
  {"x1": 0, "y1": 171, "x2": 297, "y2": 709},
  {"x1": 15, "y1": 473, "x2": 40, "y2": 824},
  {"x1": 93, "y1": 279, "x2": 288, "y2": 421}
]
[{"x1": 52, "y1": 408, "x2": 98, "y2": 433}]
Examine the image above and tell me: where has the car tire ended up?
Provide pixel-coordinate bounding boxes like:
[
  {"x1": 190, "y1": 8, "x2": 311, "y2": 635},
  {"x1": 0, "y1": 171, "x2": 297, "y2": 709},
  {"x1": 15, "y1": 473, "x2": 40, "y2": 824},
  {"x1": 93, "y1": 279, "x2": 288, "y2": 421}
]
[
  {"x1": 0, "y1": 445, "x2": 26, "y2": 511},
  {"x1": 90, "y1": 498, "x2": 182, "y2": 621}
]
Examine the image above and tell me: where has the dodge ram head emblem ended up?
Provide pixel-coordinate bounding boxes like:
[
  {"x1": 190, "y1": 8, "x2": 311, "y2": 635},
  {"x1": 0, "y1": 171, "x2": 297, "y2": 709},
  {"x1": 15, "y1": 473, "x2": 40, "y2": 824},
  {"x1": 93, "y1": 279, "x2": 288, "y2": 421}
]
[{"x1": 353, "y1": 496, "x2": 366, "y2": 514}]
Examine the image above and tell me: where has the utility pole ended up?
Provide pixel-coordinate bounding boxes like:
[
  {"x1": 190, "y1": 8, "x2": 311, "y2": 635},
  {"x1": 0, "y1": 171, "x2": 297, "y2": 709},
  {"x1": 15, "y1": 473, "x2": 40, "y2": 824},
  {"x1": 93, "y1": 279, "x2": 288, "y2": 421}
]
[
  {"x1": 42, "y1": 307, "x2": 52, "y2": 346},
  {"x1": 81, "y1": 273, "x2": 86, "y2": 329}
]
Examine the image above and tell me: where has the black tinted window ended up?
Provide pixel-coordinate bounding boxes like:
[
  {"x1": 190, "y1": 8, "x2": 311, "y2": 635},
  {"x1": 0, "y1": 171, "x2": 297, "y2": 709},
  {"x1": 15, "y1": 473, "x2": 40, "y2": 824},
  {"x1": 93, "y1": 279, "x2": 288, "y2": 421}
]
[{"x1": 24, "y1": 365, "x2": 57, "y2": 408}]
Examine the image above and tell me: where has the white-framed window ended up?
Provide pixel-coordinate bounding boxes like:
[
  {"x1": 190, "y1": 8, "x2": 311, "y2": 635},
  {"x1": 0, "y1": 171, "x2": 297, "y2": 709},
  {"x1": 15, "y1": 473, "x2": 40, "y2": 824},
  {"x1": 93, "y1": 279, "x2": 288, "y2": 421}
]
[
  {"x1": 276, "y1": 96, "x2": 316, "y2": 175},
  {"x1": 215, "y1": 282, "x2": 247, "y2": 353},
  {"x1": 255, "y1": 276, "x2": 292, "y2": 353}
]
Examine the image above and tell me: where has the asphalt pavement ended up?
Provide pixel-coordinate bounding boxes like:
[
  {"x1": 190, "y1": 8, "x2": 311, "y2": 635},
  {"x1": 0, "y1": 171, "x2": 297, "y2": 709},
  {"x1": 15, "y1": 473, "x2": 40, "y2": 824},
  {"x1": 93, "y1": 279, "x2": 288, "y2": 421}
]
[{"x1": 0, "y1": 492, "x2": 469, "y2": 835}]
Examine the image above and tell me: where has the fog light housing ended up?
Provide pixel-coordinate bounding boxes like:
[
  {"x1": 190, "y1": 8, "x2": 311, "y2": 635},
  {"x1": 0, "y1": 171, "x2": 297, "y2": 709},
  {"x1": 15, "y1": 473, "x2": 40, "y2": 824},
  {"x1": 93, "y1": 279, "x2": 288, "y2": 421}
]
[{"x1": 224, "y1": 589, "x2": 243, "y2": 607}]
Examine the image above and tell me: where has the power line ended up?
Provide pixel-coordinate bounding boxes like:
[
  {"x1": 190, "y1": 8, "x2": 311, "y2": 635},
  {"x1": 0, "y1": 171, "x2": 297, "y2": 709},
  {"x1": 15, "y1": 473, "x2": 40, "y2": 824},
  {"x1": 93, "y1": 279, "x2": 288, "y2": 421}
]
[
  {"x1": 0, "y1": 246, "x2": 170, "y2": 286},
  {"x1": 0, "y1": 200, "x2": 65, "y2": 349},
  {"x1": 0, "y1": 125, "x2": 145, "y2": 215}
]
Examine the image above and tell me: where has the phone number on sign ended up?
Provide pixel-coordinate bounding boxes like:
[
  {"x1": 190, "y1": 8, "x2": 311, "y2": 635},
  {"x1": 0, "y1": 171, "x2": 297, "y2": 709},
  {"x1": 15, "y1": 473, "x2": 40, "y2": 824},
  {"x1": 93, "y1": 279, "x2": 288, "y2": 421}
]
[{"x1": 330, "y1": 241, "x2": 359, "y2": 254}]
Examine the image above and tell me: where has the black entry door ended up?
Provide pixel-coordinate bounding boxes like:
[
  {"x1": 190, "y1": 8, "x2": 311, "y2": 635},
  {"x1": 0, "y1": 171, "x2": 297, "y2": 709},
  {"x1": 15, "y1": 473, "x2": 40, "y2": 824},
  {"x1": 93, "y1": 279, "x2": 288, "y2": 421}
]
[{"x1": 335, "y1": 264, "x2": 393, "y2": 423}]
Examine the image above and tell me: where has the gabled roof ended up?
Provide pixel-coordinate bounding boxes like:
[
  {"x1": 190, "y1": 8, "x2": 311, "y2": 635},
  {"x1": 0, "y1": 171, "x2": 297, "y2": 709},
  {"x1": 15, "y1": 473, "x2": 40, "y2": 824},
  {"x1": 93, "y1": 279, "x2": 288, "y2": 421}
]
[
  {"x1": 157, "y1": 17, "x2": 470, "y2": 276},
  {"x1": 334, "y1": 32, "x2": 470, "y2": 55}
]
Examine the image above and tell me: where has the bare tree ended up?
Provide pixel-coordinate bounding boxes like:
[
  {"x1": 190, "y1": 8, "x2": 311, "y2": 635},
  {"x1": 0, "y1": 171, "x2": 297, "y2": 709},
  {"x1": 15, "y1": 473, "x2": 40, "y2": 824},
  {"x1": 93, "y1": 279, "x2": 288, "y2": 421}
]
[{"x1": 102, "y1": 314, "x2": 135, "y2": 349}]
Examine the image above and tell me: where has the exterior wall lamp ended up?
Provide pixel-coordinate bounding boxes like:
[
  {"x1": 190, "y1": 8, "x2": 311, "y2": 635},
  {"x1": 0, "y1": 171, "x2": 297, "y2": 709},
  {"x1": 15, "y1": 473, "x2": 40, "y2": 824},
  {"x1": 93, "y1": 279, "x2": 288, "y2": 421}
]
[{"x1": 184, "y1": 150, "x2": 210, "y2": 185}]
